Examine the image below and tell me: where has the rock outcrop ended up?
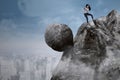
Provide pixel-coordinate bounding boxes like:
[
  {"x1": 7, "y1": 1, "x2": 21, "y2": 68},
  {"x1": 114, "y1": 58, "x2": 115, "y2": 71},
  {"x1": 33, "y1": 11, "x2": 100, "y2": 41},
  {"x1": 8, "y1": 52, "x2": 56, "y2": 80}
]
[{"x1": 45, "y1": 10, "x2": 120, "y2": 80}]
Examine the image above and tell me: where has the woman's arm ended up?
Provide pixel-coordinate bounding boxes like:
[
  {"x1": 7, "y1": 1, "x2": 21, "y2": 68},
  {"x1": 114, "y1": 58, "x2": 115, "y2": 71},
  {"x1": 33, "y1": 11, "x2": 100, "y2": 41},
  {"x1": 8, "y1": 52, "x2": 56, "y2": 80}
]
[{"x1": 84, "y1": 7, "x2": 89, "y2": 13}]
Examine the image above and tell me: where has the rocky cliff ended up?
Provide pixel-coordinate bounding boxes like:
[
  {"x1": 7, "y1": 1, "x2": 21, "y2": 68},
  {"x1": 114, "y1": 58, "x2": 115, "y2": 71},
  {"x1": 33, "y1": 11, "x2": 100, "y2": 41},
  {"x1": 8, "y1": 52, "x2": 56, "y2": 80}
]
[{"x1": 45, "y1": 10, "x2": 120, "y2": 80}]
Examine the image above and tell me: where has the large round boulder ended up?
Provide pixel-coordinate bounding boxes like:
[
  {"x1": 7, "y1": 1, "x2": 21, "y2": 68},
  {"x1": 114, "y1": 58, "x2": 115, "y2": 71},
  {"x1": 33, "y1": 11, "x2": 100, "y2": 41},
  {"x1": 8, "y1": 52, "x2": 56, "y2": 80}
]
[{"x1": 45, "y1": 24, "x2": 73, "y2": 51}]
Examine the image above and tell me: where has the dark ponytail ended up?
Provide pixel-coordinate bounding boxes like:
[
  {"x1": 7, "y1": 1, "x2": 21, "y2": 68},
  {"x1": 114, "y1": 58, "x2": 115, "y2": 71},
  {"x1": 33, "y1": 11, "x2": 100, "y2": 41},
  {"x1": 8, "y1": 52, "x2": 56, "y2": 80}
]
[{"x1": 86, "y1": 4, "x2": 91, "y2": 11}]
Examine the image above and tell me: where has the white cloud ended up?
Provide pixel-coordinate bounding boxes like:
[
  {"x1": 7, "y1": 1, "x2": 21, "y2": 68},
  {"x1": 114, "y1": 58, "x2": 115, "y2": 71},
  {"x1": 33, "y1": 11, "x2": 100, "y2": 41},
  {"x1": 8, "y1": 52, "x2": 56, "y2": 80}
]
[
  {"x1": 0, "y1": 19, "x2": 21, "y2": 41},
  {"x1": 0, "y1": 19, "x2": 17, "y2": 32}
]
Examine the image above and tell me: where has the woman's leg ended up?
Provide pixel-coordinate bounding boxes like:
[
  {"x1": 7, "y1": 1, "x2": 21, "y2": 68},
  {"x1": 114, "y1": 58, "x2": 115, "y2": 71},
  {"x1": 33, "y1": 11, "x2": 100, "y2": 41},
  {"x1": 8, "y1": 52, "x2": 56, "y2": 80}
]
[
  {"x1": 87, "y1": 13, "x2": 94, "y2": 20},
  {"x1": 84, "y1": 13, "x2": 89, "y2": 23}
]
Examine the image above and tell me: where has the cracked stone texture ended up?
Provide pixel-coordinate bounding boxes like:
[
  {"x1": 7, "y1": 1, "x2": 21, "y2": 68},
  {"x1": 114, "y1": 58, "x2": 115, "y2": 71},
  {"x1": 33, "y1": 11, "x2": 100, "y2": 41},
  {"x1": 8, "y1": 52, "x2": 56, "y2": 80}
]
[{"x1": 45, "y1": 10, "x2": 120, "y2": 80}]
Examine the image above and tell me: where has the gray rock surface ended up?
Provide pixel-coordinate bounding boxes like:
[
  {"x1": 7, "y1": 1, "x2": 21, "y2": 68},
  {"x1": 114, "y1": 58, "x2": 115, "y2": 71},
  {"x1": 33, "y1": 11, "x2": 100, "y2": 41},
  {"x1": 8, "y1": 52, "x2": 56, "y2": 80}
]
[
  {"x1": 45, "y1": 24, "x2": 73, "y2": 51},
  {"x1": 45, "y1": 10, "x2": 120, "y2": 80}
]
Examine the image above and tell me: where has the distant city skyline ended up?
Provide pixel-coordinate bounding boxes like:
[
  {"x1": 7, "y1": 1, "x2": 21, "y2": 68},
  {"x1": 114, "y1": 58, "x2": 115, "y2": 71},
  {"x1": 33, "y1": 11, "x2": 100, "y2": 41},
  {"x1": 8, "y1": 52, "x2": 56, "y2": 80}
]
[{"x1": 0, "y1": 55, "x2": 58, "y2": 80}]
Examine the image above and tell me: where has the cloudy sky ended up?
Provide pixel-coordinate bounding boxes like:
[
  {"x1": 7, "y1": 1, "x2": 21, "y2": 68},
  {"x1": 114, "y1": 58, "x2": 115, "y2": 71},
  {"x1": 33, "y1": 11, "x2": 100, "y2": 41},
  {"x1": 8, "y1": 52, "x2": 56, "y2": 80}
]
[{"x1": 0, "y1": 0, "x2": 120, "y2": 57}]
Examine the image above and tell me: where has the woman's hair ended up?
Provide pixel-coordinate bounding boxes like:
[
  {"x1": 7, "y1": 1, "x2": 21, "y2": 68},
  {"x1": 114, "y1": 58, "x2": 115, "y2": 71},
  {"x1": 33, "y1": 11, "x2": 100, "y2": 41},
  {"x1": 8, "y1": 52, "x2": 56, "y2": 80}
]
[{"x1": 85, "y1": 4, "x2": 91, "y2": 11}]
